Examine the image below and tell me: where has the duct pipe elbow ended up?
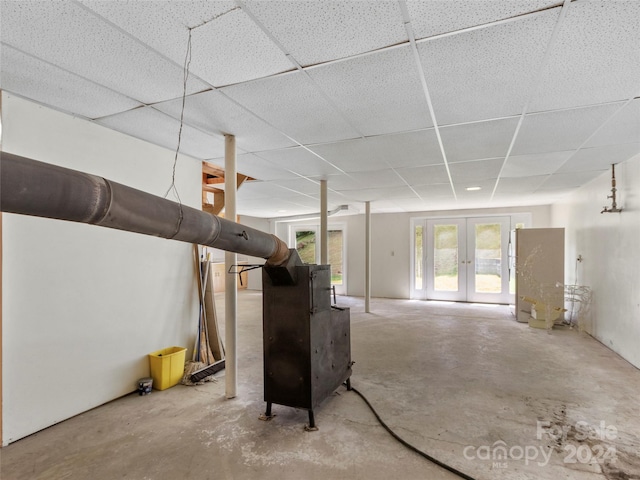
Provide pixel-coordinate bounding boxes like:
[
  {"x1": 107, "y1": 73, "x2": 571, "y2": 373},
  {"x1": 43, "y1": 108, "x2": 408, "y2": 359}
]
[{"x1": 266, "y1": 236, "x2": 290, "y2": 266}]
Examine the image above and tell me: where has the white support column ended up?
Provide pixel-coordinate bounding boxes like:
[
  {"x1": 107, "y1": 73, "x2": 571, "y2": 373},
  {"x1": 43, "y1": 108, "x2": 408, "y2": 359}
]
[
  {"x1": 320, "y1": 179, "x2": 328, "y2": 265},
  {"x1": 365, "y1": 201, "x2": 371, "y2": 313},
  {"x1": 224, "y1": 134, "x2": 237, "y2": 399}
]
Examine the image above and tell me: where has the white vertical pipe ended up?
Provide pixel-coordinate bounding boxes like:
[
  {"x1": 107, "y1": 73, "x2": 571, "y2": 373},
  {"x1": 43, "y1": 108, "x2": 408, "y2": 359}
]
[
  {"x1": 365, "y1": 201, "x2": 371, "y2": 313},
  {"x1": 320, "y1": 179, "x2": 328, "y2": 265},
  {"x1": 224, "y1": 134, "x2": 237, "y2": 399}
]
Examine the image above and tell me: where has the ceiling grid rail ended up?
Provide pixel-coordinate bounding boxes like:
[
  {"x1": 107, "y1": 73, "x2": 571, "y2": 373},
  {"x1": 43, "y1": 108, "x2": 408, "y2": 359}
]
[
  {"x1": 535, "y1": 96, "x2": 637, "y2": 189},
  {"x1": 398, "y1": 0, "x2": 456, "y2": 201},
  {"x1": 71, "y1": 0, "x2": 215, "y2": 100},
  {"x1": 235, "y1": 0, "x2": 366, "y2": 142},
  {"x1": 489, "y1": 0, "x2": 572, "y2": 199}
]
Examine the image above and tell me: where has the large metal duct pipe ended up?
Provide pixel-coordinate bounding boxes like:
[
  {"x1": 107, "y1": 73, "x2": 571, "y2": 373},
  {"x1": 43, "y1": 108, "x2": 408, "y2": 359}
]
[{"x1": 0, "y1": 152, "x2": 290, "y2": 265}]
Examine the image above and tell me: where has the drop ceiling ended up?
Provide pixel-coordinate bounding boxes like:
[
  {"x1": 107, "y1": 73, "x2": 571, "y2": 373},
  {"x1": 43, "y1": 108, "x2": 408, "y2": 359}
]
[{"x1": 1, "y1": 0, "x2": 639, "y2": 217}]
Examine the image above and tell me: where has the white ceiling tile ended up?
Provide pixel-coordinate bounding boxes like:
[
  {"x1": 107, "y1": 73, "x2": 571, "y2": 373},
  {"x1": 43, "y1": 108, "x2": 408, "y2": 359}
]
[
  {"x1": 0, "y1": 45, "x2": 142, "y2": 119},
  {"x1": 308, "y1": 46, "x2": 431, "y2": 136},
  {"x1": 234, "y1": 153, "x2": 299, "y2": 181},
  {"x1": 412, "y1": 183, "x2": 457, "y2": 199},
  {"x1": 455, "y1": 189, "x2": 493, "y2": 202},
  {"x1": 309, "y1": 138, "x2": 391, "y2": 172},
  {"x1": 310, "y1": 129, "x2": 443, "y2": 172},
  {"x1": 494, "y1": 175, "x2": 548, "y2": 194},
  {"x1": 278, "y1": 198, "x2": 322, "y2": 211},
  {"x1": 585, "y1": 100, "x2": 640, "y2": 148},
  {"x1": 396, "y1": 164, "x2": 452, "y2": 186},
  {"x1": 153, "y1": 90, "x2": 295, "y2": 152},
  {"x1": 236, "y1": 181, "x2": 291, "y2": 199},
  {"x1": 452, "y1": 178, "x2": 498, "y2": 197},
  {"x1": 256, "y1": 147, "x2": 343, "y2": 177},
  {"x1": 271, "y1": 178, "x2": 322, "y2": 196},
  {"x1": 1, "y1": 1, "x2": 208, "y2": 104},
  {"x1": 95, "y1": 107, "x2": 224, "y2": 159},
  {"x1": 348, "y1": 169, "x2": 406, "y2": 189},
  {"x1": 79, "y1": 0, "x2": 235, "y2": 60},
  {"x1": 440, "y1": 118, "x2": 519, "y2": 163},
  {"x1": 238, "y1": 196, "x2": 314, "y2": 215},
  {"x1": 557, "y1": 143, "x2": 640, "y2": 174},
  {"x1": 337, "y1": 186, "x2": 418, "y2": 203},
  {"x1": 189, "y1": 9, "x2": 293, "y2": 87},
  {"x1": 243, "y1": 1, "x2": 407, "y2": 66},
  {"x1": 406, "y1": 0, "x2": 560, "y2": 38},
  {"x1": 512, "y1": 103, "x2": 624, "y2": 155},
  {"x1": 530, "y1": 1, "x2": 640, "y2": 112},
  {"x1": 81, "y1": 1, "x2": 292, "y2": 86},
  {"x1": 537, "y1": 171, "x2": 604, "y2": 190},
  {"x1": 493, "y1": 190, "x2": 568, "y2": 206},
  {"x1": 418, "y1": 9, "x2": 558, "y2": 125},
  {"x1": 501, "y1": 151, "x2": 573, "y2": 177},
  {"x1": 449, "y1": 158, "x2": 505, "y2": 183},
  {"x1": 309, "y1": 175, "x2": 363, "y2": 192},
  {"x1": 221, "y1": 72, "x2": 361, "y2": 145}
]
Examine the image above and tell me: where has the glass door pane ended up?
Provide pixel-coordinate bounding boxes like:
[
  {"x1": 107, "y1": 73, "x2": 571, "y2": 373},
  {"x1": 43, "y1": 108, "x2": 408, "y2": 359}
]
[
  {"x1": 295, "y1": 229, "x2": 317, "y2": 264},
  {"x1": 474, "y1": 223, "x2": 502, "y2": 293},
  {"x1": 434, "y1": 224, "x2": 459, "y2": 291},
  {"x1": 426, "y1": 218, "x2": 466, "y2": 302},
  {"x1": 328, "y1": 229, "x2": 343, "y2": 285},
  {"x1": 466, "y1": 217, "x2": 511, "y2": 304},
  {"x1": 414, "y1": 224, "x2": 423, "y2": 290}
]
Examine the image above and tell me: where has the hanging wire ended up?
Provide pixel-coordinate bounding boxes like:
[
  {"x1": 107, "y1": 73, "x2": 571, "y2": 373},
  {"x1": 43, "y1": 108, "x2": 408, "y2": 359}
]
[
  {"x1": 163, "y1": 7, "x2": 239, "y2": 236},
  {"x1": 164, "y1": 27, "x2": 193, "y2": 236}
]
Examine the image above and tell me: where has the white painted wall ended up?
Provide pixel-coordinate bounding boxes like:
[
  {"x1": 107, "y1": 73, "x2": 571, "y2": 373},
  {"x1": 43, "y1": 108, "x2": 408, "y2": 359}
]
[
  {"x1": 551, "y1": 155, "x2": 640, "y2": 369},
  {"x1": 343, "y1": 205, "x2": 551, "y2": 298},
  {"x1": 1, "y1": 94, "x2": 202, "y2": 444},
  {"x1": 259, "y1": 205, "x2": 550, "y2": 299}
]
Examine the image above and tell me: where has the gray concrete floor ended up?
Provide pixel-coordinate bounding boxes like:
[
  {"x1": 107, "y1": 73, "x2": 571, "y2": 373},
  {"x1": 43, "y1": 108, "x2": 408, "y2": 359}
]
[{"x1": 2, "y1": 291, "x2": 640, "y2": 480}]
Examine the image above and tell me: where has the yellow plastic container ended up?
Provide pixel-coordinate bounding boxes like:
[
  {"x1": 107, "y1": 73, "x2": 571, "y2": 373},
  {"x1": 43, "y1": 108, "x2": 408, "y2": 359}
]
[{"x1": 148, "y1": 346, "x2": 186, "y2": 390}]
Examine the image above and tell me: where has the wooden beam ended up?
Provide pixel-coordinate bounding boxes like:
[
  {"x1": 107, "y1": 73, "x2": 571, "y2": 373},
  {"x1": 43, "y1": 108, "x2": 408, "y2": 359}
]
[
  {"x1": 205, "y1": 177, "x2": 225, "y2": 185},
  {"x1": 202, "y1": 185, "x2": 224, "y2": 194},
  {"x1": 212, "y1": 191, "x2": 225, "y2": 215},
  {"x1": 202, "y1": 173, "x2": 209, "y2": 206},
  {"x1": 202, "y1": 161, "x2": 225, "y2": 178},
  {"x1": 237, "y1": 174, "x2": 248, "y2": 188},
  {"x1": 202, "y1": 160, "x2": 252, "y2": 215}
]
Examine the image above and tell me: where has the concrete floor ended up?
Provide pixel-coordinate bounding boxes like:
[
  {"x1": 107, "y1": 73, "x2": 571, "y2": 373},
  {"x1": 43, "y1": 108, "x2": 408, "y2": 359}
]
[{"x1": 2, "y1": 291, "x2": 640, "y2": 480}]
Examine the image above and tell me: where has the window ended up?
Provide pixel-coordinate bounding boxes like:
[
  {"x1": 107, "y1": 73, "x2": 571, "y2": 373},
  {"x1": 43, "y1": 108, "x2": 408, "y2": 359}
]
[{"x1": 292, "y1": 225, "x2": 346, "y2": 288}]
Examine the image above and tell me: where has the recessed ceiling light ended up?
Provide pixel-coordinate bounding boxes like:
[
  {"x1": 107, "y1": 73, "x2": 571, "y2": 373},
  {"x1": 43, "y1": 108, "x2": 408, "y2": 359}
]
[
  {"x1": 466, "y1": 186, "x2": 482, "y2": 191},
  {"x1": 277, "y1": 209, "x2": 287, "y2": 213}
]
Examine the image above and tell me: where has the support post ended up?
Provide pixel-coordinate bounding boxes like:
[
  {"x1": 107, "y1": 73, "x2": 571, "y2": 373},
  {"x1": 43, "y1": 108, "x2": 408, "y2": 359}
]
[
  {"x1": 224, "y1": 135, "x2": 237, "y2": 399},
  {"x1": 320, "y1": 180, "x2": 328, "y2": 265},
  {"x1": 365, "y1": 201, "x2": 371, "y2": 313}
]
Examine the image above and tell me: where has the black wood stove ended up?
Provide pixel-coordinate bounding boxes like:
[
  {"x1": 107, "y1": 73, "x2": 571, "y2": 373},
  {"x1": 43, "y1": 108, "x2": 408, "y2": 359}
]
[{"x1": 262, "y1": 249, "x2": 352, "y2": 429}]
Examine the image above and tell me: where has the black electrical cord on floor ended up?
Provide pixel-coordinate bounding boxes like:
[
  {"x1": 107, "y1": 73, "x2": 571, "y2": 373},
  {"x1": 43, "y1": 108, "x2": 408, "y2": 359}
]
[{"x1": 349, "y1": 385, "x2": 478, "y2": 480}]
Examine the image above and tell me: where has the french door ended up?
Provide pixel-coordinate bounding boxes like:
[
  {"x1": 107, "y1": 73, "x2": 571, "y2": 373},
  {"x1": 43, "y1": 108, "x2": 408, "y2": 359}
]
[{"x1": 411, "y1": 216, "x2": 513, "y2": 304}]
